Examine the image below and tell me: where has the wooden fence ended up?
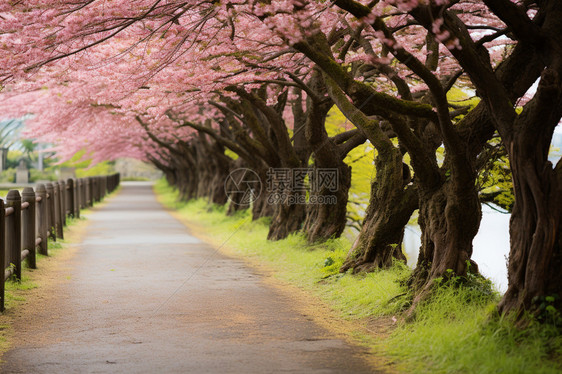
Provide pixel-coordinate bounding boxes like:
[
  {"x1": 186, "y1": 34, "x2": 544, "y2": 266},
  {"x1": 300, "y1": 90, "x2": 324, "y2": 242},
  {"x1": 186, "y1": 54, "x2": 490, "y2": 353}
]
[{"x1": 0, "y1": 173, "x2": 120, "y2": 311}]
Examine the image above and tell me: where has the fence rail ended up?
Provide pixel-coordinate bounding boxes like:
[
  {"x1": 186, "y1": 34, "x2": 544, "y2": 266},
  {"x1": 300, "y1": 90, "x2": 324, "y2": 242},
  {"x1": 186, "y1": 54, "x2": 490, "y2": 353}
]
[{"x1": 0, "y1": 173, "x2": 120, "y2": 311}]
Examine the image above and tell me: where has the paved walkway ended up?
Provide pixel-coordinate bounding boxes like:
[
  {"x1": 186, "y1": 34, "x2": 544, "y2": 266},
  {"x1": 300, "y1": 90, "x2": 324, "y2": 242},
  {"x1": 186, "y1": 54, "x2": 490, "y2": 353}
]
[{"x1": 0, "y1": 182, "x2": 375, "y2": 373}]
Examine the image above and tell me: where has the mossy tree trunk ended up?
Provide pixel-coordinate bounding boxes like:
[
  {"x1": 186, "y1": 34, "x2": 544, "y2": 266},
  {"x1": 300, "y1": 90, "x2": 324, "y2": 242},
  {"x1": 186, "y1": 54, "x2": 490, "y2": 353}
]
[
  {"x1": 409, "y1": 173, "x2": 482, "y2": 294},
  {"x1": 341, "y1": 157, "x2": 417, "y2": 272},
  {"x1": 324, "y1": 74, "x2": 418, "y2": 272},
  {"x1": 301, "y1": 71, "x2": 364, "y2": 243},
  {"x1": 303, "y1": 161, "x2": 351, "y2": 243},
  {"x1": 267, "y1": 188, "x2": 307, "y2": 240},
  {"x1": 497, "y1": 67, "x2": 562, "y2": 320},
  {"x1": 499, "y1": 134, "x2": 562, "y2": 319}
]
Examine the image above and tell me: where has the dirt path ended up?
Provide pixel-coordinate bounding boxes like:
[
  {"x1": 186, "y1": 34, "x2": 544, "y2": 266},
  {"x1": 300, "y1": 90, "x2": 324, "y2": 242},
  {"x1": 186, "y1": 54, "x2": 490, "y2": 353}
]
[{"x1": 0, "y1": 182, "x2": 377, "y2": 374}]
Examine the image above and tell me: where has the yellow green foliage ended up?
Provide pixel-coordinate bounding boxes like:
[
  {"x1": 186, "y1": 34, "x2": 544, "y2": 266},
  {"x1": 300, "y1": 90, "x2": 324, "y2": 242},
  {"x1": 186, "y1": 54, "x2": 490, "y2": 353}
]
[
  {"x1": 447, "y1": 88, "x2": 480, "y2": 112},
  {"x1": 478, "y1": 150, "x2": 514, "y2": 211},
  {"x1": 224, "y1": 148, "x2": 239, "y2": 160},
  {"x1": 59, "y1": 150, "x2": 116, "y2": 177}
]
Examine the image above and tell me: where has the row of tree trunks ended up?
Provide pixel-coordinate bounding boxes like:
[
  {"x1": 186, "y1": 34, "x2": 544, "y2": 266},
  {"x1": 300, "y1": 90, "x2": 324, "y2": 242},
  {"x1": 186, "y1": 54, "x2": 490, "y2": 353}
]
[
  {"x1": 141, "y1": 121, "x2": 235, "y2": 205},
  {"x1": 155, "y1": 71, "x2": 487, "y2": 315}
]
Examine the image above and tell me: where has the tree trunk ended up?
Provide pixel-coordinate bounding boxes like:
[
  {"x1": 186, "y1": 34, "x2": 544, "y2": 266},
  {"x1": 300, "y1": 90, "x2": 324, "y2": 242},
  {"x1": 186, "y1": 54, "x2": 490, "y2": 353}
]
[
  {"x1": 209, "y1": 162, "x2": 230, "y2": 205},
  {"x1": 251, "y1": 168, "x2": 275, "y2": 220},
  {"x1": 341, "y1": 149, "x2": 417, "y2": 272},
  {"x1": 496, "y1": 84, "x2": 562, "y2": 320},
  {"x1": 267, "y1": 187, "x2": 306, "y2": 240},
  {"x1": 302, "y1": 102, "x2": 352, "y2": 242},
  {"x1": 225, "y1": 174, "x2": 250, "y2": 214},
  {"x1": 498, "y1": 148, "x2": 562, "y2": 320},
  {"x1": 303, "y1": 161, "x2": 351, "y2": 243},
  {"x1": 301, "y1": 71, "x2": 360, "y2": 243},
  {"x1": 225, "y1": 158, "x2": 251, "y2": 215},
  {"x1": 492, "y1": 64, "x2": 562, "y2": 322},
  {"x1": 175, "y1": 158, "x2": 197, "y2": 201},
  {"x1": 195, "y1": 165, "x2": 212, "y2": 199},
  {"x1": 409, "y1": 175, "x2": 482, "y2": 301},
  {"x1": 206, "y1": 143, "x2": 232, "y2": 206}
]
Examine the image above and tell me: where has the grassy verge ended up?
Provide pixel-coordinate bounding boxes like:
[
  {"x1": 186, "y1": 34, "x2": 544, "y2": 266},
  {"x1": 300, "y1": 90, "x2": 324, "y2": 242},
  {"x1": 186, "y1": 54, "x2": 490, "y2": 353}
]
[{"x1": 155, "y1": 179, "x2": 562, "y2": 374}]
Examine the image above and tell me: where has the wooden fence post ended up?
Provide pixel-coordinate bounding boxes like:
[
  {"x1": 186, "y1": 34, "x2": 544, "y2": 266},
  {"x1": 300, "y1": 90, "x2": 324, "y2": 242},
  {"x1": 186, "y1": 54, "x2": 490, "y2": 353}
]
[
  {"x1": 98, "y1": 176, "x2": 102, "y2": 201},
  {"x1": 53, "y1": 181, "x2": 63, "y2": 239},
  {"x1": 66, "y1": 178, "x2": 74, "y2": 218},
  {"x1": 45, "y1": 183, "x2": 56, "y2": 241},
  {"x1": 22, "y1": 187, "x2": 37, "y2": 269},
  {"x1": 59, "y1": 180, "x2": 66, "y2": 227},
  {"x1": 73, "y1": 178, "x2": 80, "y2": 218},
  {"x1": 113, "y1": 174, "x2": 120, "y2": 192},
  {"x1": 91, "y1": 177, "x2": 97, "y2": 203},
  {"x1": 101, "y1": 176, "x2": 107, "y2": 199},
  {"x1": 35, "y1": 184, "x2": 48, "y2": 256},
  {"x1": 97, "y1": 176, "x2": 101, "y2": 202},
  {"x1": 76, "y1": 178, "x2": 81, "y2": 209},
  {"x1": 86, "y1": 177, "x2": 93, "y2": 207},
  {"x1": 80, "y1": 178, "x2": 87, "y2": 209},
  {"x1": 6, "y1": 190, "x2": 22, "y2": 281}
]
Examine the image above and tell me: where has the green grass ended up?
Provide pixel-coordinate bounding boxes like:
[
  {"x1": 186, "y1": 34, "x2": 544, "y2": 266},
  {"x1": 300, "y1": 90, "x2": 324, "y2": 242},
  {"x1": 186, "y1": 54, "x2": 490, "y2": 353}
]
[
  {"x1": 4, "y1": 230, "x2": 75, "y2": 308},
  {"x1": 387, "y1": 283, "x2": 562, "y2": 373},
  {"x1": 4, "y1": 275, "x2": 38, "y2": 307},
  {"x1": 155, "y1": 178, "x2": 562, "y2": 374}
]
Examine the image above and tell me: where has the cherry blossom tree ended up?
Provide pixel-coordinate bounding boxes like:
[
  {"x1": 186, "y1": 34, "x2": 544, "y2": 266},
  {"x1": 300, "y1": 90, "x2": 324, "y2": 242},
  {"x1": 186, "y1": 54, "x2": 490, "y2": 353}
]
[
  {"x1": 1, "y1": 0, "x2": 559, "y2": 322},
  {"x1": 272, "y1": 0, "x2": 553, "y2": 318},
  {"x1": 404, "y1": 0, "x2": 562, "y2": 320},
  {"x1": 319, "y1": 0, "x2": 560, "y2": 319},
  {"x1": 1, "y1": 0, "x2": 367, "y2": 241}
]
